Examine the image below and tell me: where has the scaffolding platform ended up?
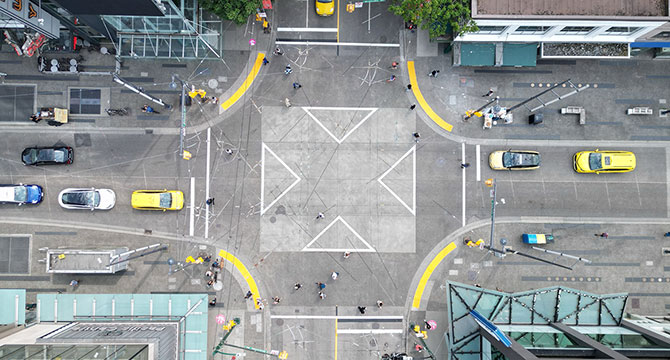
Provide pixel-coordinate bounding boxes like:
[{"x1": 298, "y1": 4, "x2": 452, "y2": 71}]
[{"x1": 46, "y1": 248, "x2": 128, "y2": 274}]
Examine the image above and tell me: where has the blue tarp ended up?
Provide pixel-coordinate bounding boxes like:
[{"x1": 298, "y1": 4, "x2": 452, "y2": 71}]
[{"x1": 631, "y1": 42, "x2": 670, "y2": 48}]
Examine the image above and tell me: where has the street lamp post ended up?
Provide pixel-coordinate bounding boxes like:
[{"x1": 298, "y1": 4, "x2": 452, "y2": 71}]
[{"x1": 170, "y1": 75, "x2": 187, "y2": 158}]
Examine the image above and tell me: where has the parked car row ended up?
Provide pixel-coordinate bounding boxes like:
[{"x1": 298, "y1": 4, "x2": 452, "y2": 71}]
[
  {"x1": 0, "y1": 185, "x2": 184, "y2": 211},
  {"x1": 489, "y1": 149, "x2": 636, "y2": 174},
  {"x1": 3, "y1": 145, "x2": 184, "y2": 210}
]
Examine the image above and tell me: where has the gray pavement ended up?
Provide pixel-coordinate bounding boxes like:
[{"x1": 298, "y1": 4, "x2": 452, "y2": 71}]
[{"x1": 1, "y1": 6, "x2": 670, "y2": 360}]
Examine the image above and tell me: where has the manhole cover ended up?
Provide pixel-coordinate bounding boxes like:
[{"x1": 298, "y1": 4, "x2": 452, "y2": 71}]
[
  {"x1": 275, "y1": 205, "x2": 286, "y2": 215},
  {"x1": 631, "y1": 298, "x2": 640, "y2": 309},
  {"x1": 208, "y1": 79, "x2": 219, "y2": 88},
  {"x1": 275, "y1": 319, "x2": 284, "y2": 326},
  {"x1": 372, "y1": 323, "x2": 380, "y2": 329},
  {"x1": 369, "y1": 338, "x2": 377, "y2": 347},
  {"x1": 467, "y1": 271, "x2": 478, "y2": 281},
  {"x1": 269, "y1": 216, "x2": 276, "y2": 223}
]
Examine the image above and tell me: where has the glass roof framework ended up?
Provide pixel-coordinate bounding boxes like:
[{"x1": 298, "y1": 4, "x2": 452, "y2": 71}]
[
  {"x1": 445, "y1": 281, "x2": 628, "y2": 360},
  {"x1": 103, "y1": 0, "x2": 220, "y2": 59}
]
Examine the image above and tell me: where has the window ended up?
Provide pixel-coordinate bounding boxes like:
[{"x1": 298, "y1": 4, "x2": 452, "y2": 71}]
[
  {"x1": 559, "y1": 26, "x2": 595, "y2": 35},
  {"x1": 513, "y1": 26, "x2": 551, "y2": 35},
  {"x1": 477, "y1": 26, "x2": 507, "y2": 34},
  {"x1": 605, "y1": 27, "x2": 641, "y2": 35}
]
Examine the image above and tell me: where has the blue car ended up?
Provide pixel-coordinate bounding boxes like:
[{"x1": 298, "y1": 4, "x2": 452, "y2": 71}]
[{"x1": 0, "y1": 184, "x2": 43, "y2": 205}]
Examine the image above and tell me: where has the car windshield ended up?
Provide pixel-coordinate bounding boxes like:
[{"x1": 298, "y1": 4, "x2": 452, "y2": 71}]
[
  {"x1": 23, "y1": 149, "x2": 37, "y2": 164},
  {"x1": 13, "y1": 186, "x2": 27, "y2": 202},
  {"x1": 503, "y1": 152, "x2": 539, "y2": 168},
  {"x1": 589, "y1": 153, "x2": 603, "y2": 170},
  {"x1": 318, "y1": 0, "x2": 333, "y2": 3},
  {"x1": 159, "y1": 193, "x2": 172, "y2": 208},
  {"x1": 62, "y1": 191, "x2": 100, "y2": 207}
]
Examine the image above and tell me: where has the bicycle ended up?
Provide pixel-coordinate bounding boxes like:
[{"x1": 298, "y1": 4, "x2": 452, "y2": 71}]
[{"x1": 105, "y1": 108, "x2": 129, "y2": 116}]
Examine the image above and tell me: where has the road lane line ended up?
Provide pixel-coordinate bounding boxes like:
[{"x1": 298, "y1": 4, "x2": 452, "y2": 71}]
[
  {"x1": 277, "y1": 27, "x2": 338, "y2": 32},
  {"x1": 275, "y1": 41, "x2": 399, "y2": 47},
  {"x1": 412, "y1": 241, "x2": 456, "y2": 310},
  {"x1": 205, "y1": 128, "x2": 210, "y2": 239},
  {"x1": 407, "y1": 61, "x2": 453, "y2": 132},
  {"x1": 220, "y1": 53, "x2": 264, "y2": 111},
  {"x1": 271, "y1": 315, "x2": 403, "y2": 320},
  {"x1": 338, "y1": 329, "x2": 404, "y2": 334},
  {"x1": 218, "y1": 249, "x2": 261, "y2": 309},
  {"x1": 476, "y1": 144, "x2": 481, "y2": 182},
  {"x1": 189, "y1": 177, "x2": 194, "y2": 237},
  {"x1": 462, "y1": 142, "x2": 466, "y2": 227}
]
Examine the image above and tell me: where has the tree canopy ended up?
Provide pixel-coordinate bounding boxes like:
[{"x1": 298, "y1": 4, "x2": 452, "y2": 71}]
[
  {"x1": 200, "y1": 0, "x2": 262, "y2": 25},
  {"x1": 389, "y1": 0, "x2": 478, "y2": 39}
]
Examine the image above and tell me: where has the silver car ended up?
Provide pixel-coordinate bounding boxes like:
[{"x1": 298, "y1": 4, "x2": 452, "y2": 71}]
[{"x1": 58, "y1": 188, "x2": 116, "y2": 210}]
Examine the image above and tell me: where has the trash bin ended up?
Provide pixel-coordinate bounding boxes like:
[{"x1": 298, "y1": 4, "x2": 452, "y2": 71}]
[{"x1": 529, "y1": 113, "x2": 543, "y2": 125}]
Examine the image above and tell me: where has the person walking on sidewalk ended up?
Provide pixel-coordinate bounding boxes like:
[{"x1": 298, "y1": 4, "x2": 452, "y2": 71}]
[
  {"x1": 412, "y1": 132, "x2": 420, "y2": 143},
  {"x1": 387, "y1": 75, "x2": 396, "y2": 82},
  {"x1": 482, "y1": 88, "x2": 494, "y2": 97},
  {"x1": 406, "y1": 84, "x2": 412, "y2": 92},
  {"x1": 285, "y1": 64, "x2": 292, "y2": 75},
  {"x1": 244, "y1": 290, "x2": 253, "y2": 300},
  {"x1": 274, "y1": 47, "x2": 283, "y2": 56},
  {"x1": 595, "y1": 232, "x2": 609, "y2": 238},
  {"x1": 358, "y1": 306, "x2": 366, "y2": 314},
  {"x1": 294, "y1": 283, "x2": 302, "y2": 290},
  {"x1": 316, "y1": 282, "x2": 326, "y2": 290},
  {"x1": 293, "y1": 82, "x2": 302, "y2": 89},
  {"x1": 263, "y1": 57, "x2": 269, "y2": 66},
  {"x1": 409, "y1": 104, "x2": 416, "y2": 110},
  {"x1": 331, "y1": 271, "x2": 339, "y2": 280},
  {"x1": 316, "y1": 212, "x2": 325, "y2": 220},
  {"x1": 428, "y1": 70, "x2": 439, "y2": 77},
  {"x1": 142, "y1": 104, "x2": 160, "y2": 114}
]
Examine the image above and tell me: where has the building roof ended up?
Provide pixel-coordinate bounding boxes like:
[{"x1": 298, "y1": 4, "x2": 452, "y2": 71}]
[{"x1": 475, "y1": 0, "x2": 669, "y2": 17}]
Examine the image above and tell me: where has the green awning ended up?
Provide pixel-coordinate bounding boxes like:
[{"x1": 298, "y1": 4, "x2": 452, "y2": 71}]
[
  {"x1": 503, "y1": 43, "x2": 538, "y2": 67},
  {"x1": 460, "y1": 43, "x2": 495, "y2": 66}
]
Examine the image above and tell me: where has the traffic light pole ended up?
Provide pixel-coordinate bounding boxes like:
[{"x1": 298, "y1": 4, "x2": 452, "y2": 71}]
[{"x1": 212, "y1": 318, "x2": 287, "y2": 359}]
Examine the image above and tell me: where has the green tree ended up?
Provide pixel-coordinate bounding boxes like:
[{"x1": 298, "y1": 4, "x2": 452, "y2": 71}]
[
  {"x1": 200, "y1": 0, "x2": 263, "y2": 25},
  {"x1": 389, "y1": 0, "x2": 477, "y2": 39}
]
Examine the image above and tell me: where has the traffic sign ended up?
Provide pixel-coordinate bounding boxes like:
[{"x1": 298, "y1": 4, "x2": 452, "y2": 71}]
[{"x1": 249, "y1": 39, "x2": 256, "y2": 46}]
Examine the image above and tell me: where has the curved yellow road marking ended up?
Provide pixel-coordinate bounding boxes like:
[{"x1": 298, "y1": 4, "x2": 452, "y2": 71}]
[
  {"x1": 220, "y1": 53, "x2": 265, "y2": 111},
  {"x1": 218, "y1": 249, "x2": 261, "y2": 309},
  {"x1": 407, "y1": 61, "x2": 453, "y2": 132},
  {"x1": 412, "y1": 241, "x2": 457, "y2": 309}
]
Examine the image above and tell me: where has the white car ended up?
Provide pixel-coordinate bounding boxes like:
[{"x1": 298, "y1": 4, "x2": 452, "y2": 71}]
[{"x1": 58, "y1": 188, "x2": 116, "y2": 210}]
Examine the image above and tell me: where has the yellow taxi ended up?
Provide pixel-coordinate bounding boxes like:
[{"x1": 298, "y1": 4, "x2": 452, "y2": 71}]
[
  {"x1": 315, "y1": 0, "x2": 334, "y2": 16},
  {"x1": 573, "y1": 150, "x2": 636, "y2": 174},
  {"x1": 132, "y1": 190, "x2": 184, "y2": 211},
  {"x1": 488, "y1": 150, "x2": 540, "y2": 170}
]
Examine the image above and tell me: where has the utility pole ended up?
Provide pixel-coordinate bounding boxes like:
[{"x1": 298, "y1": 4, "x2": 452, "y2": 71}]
[
  {"x1": 486, "y1": 179, "x2": 498, "y2": 254},
  {"x1": 213, "y1": 318, "x2": 288, "y2": 359}
]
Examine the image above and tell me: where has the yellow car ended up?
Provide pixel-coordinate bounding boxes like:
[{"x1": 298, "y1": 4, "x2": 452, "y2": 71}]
[
  {"x1": 573, "y1": 150, "x2": 636, "y2": 174},
  {"x1": 489, "y1": 150, "x2": 540, "y2": 170},
  {"x1": 315, "y1": 0, "x2": 334, "y2": 16},
  {"x1": 132, "y1": 190, "x2": 184, "y2": 211}
]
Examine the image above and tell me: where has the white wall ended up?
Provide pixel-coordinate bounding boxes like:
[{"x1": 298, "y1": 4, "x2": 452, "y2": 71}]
[{"x1": 456, "y1": 19, "x2": 666, "y2": 43}]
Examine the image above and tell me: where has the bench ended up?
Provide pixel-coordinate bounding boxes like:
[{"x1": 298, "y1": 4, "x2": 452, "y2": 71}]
[
  {"x1": 561, "y1": 106, "x2": 586, "y2": 125},
  {"x1": 627, "y1": 107, "x2": 653, "y2": 115}
]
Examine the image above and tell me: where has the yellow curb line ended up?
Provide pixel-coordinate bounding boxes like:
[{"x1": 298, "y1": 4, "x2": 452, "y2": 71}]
[
  {"x1": 407, "y1": 61, "x2": 453, "y2": 132},
  {"x1": 411, "y1": 241, "x2": 457, "y2": 309},
  {"x1": 218, "y1": 249, "x2": 261, "y2": 309},
  {"x1": 220, "y1": 52, "x2": 265, "y2": 111}
]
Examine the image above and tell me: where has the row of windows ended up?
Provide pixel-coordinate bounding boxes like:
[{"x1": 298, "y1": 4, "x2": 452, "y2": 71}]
[{"x1": 476, "y1": 25, "x2": 642, "y2": 36}]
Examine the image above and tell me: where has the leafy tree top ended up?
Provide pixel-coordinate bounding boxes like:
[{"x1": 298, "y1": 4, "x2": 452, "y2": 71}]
[
  {"x1": 389, "y1": 0, "x2": 478, "y2": 39},
  {"x1": 201, "y1": 0, "x2": 263, "y2": 25}
]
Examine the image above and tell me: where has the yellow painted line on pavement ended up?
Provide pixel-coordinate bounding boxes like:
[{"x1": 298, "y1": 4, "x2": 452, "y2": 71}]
[
  {"x1": 335, "y1": 318, "x2": 338, "y2": 360},
  {"x1": 336, "y1": 0, "x2": 340, "y2": 42},
  {"x1": 407, "y1": 61, "x2": 453, "y2": 132},
  {"x1": 218, "y1": 249, "x2": 261, "y2": 309},
  {"x1": 412, "y1": 241, "x2": 457, "y2": 309},
  {"x1": 220, "y1": 53, "x2": 265, "y2": 111}
]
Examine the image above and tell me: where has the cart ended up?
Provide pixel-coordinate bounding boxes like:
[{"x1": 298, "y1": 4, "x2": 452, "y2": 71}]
[
  {"x1": 35, "y1": 107, "x2": 68, "y2": 125},
  {"x1": 522, "y1": 233, "x2": 554, "y2": 245}
]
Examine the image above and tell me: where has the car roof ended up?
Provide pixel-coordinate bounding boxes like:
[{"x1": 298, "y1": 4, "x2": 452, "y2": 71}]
[{"x1": 133, "y1": 192, "x2": 162, "y2": 207}]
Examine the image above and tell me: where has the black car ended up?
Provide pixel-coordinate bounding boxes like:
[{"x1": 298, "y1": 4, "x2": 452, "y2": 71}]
[{"x1": 22, "y1": 146, "x2": 73, "y2": 165}]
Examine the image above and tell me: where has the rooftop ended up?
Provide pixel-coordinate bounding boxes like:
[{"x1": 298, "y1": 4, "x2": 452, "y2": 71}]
[{"x1": 475, "y1": 0, "x2": 669, "y2": 17}]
